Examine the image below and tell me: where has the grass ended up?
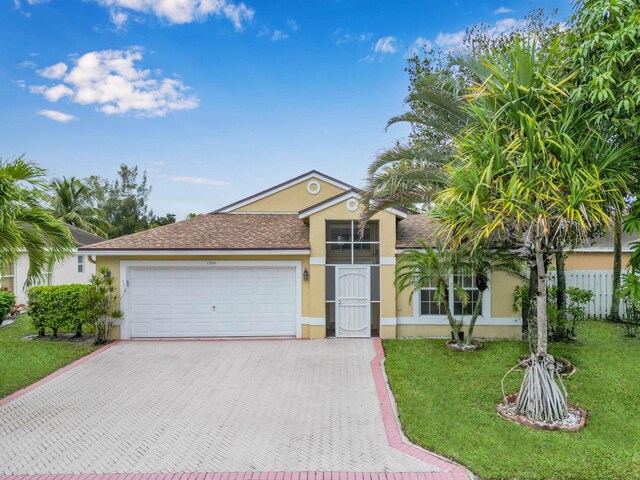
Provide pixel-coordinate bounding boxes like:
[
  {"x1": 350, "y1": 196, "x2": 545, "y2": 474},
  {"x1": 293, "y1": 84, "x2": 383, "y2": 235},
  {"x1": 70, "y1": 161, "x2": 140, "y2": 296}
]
[
  {"x1": 383, "y1": 321, "x2": 640, "y2": 480},
  {"x1": 0, "y1": 315, "x2": 97, "y2": 398}
]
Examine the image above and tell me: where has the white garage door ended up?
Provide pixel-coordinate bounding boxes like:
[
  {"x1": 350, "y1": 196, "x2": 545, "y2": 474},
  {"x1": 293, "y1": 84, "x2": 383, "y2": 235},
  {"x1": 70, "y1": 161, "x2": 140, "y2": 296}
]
[{"x1": 128, "y1": 266, "x2": 297, "y2": 337}]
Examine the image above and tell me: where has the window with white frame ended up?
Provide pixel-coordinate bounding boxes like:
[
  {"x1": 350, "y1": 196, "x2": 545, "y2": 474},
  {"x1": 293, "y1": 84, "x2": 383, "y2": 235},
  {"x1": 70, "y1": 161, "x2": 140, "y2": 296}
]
[
  {"x1": 77, "y1": 255, "x2": 85, "y2": 273},
  {"x1": 453, "y1": 273, "x2": 480, "y2": 315},
  {"x1": 325, "y1": 220, "x2": 379, "y2": 265},
  {"x1": 1, "y1": 263, "x2": 16, "y2": 294},
  {"x1": 420, "y1": 273, "x2": 481, "y2": 316}
]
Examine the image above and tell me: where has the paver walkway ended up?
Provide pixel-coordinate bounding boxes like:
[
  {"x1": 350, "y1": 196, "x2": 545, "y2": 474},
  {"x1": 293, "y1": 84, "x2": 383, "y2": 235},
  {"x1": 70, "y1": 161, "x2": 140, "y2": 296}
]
[{"x1": 0, "y1": 339, "x2": 471, "y2": 479}]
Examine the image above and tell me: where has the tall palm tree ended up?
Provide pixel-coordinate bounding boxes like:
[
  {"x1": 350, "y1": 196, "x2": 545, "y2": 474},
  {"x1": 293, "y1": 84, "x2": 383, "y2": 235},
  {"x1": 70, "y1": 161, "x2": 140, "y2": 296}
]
[
  {"x1": 0, "y1": 157, "x2": 76, "y2": 287},
  {"x1": 50, "y1": 176, "x2": 108, "y2": 237},
  {"x1": 434, "y1": 38, "x2": 634, "y2": 422},
  {"x1": 360, "y1": 72, "x2": 470, "y2": 221}
]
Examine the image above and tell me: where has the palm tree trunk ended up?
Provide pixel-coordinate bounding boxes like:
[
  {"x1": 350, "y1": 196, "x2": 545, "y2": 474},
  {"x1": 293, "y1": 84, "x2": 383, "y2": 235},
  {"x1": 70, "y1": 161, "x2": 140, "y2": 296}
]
[
  {"x1": 555, "y1": 249, "x2": 566, "y2": 338},
  {"x1": 466, "y1": 290, "x2": 483, "y2": 344},
  {"x1": 442, "y1": 292, "x2": 462, "y2": 341},
  {"x1": 524, "y1": 263, "x2": 537, "y2": 336},
  {"x1": 610, "y1": 213, "x2": 622, "y2": 322},
  {"x1": 515, "y1": 234, "x2": 569, "y2": 423}
]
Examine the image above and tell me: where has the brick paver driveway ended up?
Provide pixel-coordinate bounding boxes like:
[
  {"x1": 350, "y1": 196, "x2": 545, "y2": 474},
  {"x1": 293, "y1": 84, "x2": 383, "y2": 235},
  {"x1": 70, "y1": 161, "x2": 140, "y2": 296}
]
[{"x1": 0, "y1": 339, "x2": 467, "y2": 478}]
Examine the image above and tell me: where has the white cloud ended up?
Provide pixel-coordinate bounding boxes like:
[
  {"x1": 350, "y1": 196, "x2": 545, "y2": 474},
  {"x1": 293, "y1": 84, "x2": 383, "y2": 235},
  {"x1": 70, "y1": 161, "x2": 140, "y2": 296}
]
[
  {"x1": 38, "y1": 109, "x2": 76, "y2": 122},
  {"x1": 37, "y1": 62, "x2": 68, "y2": 79},
  {"x1": 407, "y1": 36, "x2": 433, "y2": 56},
  {"x1": 30, "y1": 83, "x2": 73, "y2": 101},
  {"x1": 17, "y1": 59, "x2": 37, "y2": 69},
  {"x1": 271, "y1": 30, "x2": 289, "y2": 41},
  {"x1": 287, "y1": 18, "x2": 298, "y2": 31},
  {"x1": 109, "y1": 9, "x2": 128, "y2": 28},
  {"x1": 435, "y1": 30, "x2": 465, "y2": 50},
  {"x1": 97, "y1": 0, "x2": 254, "y2": 30},
  {"x1": 434, "y1": 18, "x2": 524, "y2": 51},
  {"x1": 334, "y1": 28, "x2": 372, "y2": 46},
  {"x1": 31, "y1": 48, "x2": 199, "y2": 117},
  {"x1": 374, "y1": 36, "x2": 398, "y2": 54},
  {"x1": 494, "y1": 6, "x2": 513, "y2": 14},
  {"x1": 161, "y1": 174, "x2": 230, "y2": 186}
]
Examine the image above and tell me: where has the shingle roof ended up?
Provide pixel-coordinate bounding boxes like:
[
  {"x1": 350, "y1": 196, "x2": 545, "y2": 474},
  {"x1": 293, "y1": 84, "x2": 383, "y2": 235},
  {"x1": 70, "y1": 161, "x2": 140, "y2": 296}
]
[
  {"x1": 80, "y1": 214, "x2": 310, "y2": 251},
  {"x1": 396, "y1": 214, "x2": 438, "y2": 248},
  {"x1": 68, "y1": 225, "x2": 105, "y2": 246},
  {"x1": 578, "y1": 231, "x2": 637, "y2": 251}
]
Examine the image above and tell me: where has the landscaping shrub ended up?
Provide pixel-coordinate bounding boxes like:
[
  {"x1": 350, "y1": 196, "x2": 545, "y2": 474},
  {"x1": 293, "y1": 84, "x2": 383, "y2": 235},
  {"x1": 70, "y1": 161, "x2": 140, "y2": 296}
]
[
  {"x1": 28, "y1": 284, "x2": 92, "y2": 338},
  {"x1": 80, "y1": 267, "x2": 122, "y2": 345},
  {"x1": 0, "y1": 291, "x2": 16, "y2": 325}
]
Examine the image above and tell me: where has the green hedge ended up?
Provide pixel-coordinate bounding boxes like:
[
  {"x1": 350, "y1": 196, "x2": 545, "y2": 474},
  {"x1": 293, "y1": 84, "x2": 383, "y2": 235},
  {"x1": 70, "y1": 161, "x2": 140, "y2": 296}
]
[
  {"x1": 0, "y1": 290, "x2": 15, "y2": 325},
  {"x1": 28, "y1": 284, "x2": 92, "y2": 337}
]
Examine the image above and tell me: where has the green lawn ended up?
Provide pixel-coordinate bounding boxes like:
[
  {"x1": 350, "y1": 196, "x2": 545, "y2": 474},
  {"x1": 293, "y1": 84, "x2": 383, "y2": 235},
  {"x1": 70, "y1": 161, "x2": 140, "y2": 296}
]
[
  {"x1": 0, "y1": 315, "x2": 97, "y2": 398},
  {"x1": 383, "y1": 321, "x2": 640, "y2": 480}
]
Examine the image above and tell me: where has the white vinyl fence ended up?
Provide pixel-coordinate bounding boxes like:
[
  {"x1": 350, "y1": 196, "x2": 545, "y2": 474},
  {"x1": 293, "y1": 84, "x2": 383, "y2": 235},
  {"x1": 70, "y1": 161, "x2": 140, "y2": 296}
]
[{"x1": 548, "y1": 270, "x2": 622, "y2": 318}]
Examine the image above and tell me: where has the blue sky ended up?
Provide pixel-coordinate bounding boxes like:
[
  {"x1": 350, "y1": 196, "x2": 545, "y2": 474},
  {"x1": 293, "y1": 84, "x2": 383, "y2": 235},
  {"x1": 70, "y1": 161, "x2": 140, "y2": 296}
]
[{"x1": 1, "y1": 0, "x2": 570, "y2": 218}]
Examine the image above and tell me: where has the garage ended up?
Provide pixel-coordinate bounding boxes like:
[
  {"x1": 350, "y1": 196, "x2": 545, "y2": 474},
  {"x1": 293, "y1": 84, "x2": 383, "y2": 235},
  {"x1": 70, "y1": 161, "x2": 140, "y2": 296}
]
[{"x1": 126, "y1": 264, "x2": 298, "y2": 338}]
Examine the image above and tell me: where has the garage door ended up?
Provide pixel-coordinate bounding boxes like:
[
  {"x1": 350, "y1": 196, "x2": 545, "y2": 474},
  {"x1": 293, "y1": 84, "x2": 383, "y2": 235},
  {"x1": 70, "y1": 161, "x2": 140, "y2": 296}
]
[{"x1": 128, "y1": 266, "x2": 297, "y2": 337}]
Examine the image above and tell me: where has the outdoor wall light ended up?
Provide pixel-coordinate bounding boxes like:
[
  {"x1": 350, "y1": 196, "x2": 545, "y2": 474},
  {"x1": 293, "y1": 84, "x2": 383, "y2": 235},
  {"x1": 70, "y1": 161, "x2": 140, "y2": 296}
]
[{"x1": 303, "y1": 268, "x2": 309, "y2": 281}]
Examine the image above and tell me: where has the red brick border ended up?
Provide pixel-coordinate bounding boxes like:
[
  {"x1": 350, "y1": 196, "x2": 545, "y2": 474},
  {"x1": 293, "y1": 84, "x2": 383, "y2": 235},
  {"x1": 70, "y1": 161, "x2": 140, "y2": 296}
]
[
  {"x1": 0, "y1": 340, "x2": 119, "y2": 406},
  {"x1": 0, "y1": 338, "x2": 474, "y2": 480},
  {"x1": 370, "y1": 338, "x2": 473, "y2": 480}
]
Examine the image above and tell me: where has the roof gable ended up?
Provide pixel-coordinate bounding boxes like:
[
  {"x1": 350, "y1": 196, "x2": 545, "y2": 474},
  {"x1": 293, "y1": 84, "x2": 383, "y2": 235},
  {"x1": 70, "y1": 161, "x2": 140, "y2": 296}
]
[
  {"x1": 298, "y1": 190, "x2": 408, "y2": 219},
  {"x1": 213, "y1": 170, "x2": 355, "y2": 213}
]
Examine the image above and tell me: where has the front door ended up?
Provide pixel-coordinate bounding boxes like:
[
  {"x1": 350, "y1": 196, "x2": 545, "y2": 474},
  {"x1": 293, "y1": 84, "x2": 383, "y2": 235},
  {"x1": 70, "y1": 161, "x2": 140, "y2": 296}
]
[{"x1": 335, "y1": 266, "x2": 371, "y2": 338}]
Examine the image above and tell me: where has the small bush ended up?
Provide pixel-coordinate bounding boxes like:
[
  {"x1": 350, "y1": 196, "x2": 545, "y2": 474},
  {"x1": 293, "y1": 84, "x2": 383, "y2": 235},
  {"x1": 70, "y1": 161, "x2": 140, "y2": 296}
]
[
  {"x1": 28, "y1": 284, "x2": 92, "y2": 338},
  {"x1": 80, "y1": 267, "x2": 122, "y2": 345},
  {"x1": 0, "y1": 290, "x2": 15, "y2": 325}
]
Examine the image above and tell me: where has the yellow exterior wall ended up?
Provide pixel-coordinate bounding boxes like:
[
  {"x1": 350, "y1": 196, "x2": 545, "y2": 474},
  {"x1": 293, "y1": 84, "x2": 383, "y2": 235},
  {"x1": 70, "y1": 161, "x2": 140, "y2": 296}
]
[
  {"x1": 565, "y1": 252, "x2": 630, "y2": 271},
  {"x1": 234, "y1": 178, "x2": 346, "y2": 212},
  {"x1": 491, "y1": 271, "x2": 521, "y2": 318}
]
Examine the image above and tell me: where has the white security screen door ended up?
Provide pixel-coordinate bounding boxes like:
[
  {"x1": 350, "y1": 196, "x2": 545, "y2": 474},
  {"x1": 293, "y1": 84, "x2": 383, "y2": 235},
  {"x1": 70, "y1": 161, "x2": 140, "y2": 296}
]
[{"x1": 335, "y1": 266, "x2": 371, "y2": 338}]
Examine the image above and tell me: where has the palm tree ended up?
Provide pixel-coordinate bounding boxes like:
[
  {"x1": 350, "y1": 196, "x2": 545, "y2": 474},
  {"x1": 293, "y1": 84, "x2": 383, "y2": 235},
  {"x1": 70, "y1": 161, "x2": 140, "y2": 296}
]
[
  {"x1": 459, "y1": 246, "x2": 525, "y2": 345},
  {"x1": 0, "y1": 157, "x2": 76, "y2": 287},
  {"x1": 396, "y1": 241, "x2": 466, "y2": 341},
  {"x1": 50, "y1": 176, "x2": 108, "y2": 237},
  {"x1": 360, "y1": 72, "x2": 469, "y2": 221},
  {"x1": 434, "y1": 38, "x2": 634, "y2": 422},
  {"x1": 396, "y1": 240, "x2": 524, "y2": 346}
]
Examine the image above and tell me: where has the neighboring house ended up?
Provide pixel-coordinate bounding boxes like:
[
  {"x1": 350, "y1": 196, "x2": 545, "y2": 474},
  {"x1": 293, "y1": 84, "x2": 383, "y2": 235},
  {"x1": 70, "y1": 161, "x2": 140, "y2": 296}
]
[
  {"x1": 2, "y1": 225, "x2": 104, "y2": 304},
  {"x1": 79, "y1": 170, "x2": 625, "y2": 340}
]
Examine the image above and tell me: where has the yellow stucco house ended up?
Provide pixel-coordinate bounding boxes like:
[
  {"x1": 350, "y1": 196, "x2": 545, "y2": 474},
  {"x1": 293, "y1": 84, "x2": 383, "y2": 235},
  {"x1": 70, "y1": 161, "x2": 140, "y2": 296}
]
[{"x1": 80, "y1": 170, "x2": 621, "y2": 341}]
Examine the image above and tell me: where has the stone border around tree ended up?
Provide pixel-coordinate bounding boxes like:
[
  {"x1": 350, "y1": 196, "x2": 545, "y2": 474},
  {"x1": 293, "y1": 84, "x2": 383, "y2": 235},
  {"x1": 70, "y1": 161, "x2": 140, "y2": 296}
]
[{"x1": 496, "y1": 392, "x2": 587, "y2": 431}]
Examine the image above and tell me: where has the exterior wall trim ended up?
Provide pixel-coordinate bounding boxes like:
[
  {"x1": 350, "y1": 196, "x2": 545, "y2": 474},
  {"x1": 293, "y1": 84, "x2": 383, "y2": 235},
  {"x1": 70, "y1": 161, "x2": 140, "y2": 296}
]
[
  {"x1": 299, "y1": 192, "x2": 408, "y2": 219},
  {"x1": 213, "y1": 171, "x2": 354, "y2": 213},
  {"x1": 409, "y1": 273, "x2": 493, "y2": 324},
  {"x1": 380, "y1": 257, "x2": 396, "y2": 265},
  {"x1": 380, "y1": 317, "x2": 397, "y2": 326},
  {"x1": 310, "y1": 257, "x2": 326, "y2": 265},
  {"x1": 118, "y1": 260, "x2": 303, "y2": 340},
  {"x1": 82, "y1": 249, "x2": 310, "y2": 256},
  {"x1": 397, "y1": 316, "x2": 521, "y2": 326},
  {"x1": 302, "y1": 317, "x2": 325, "y2": 326}
]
